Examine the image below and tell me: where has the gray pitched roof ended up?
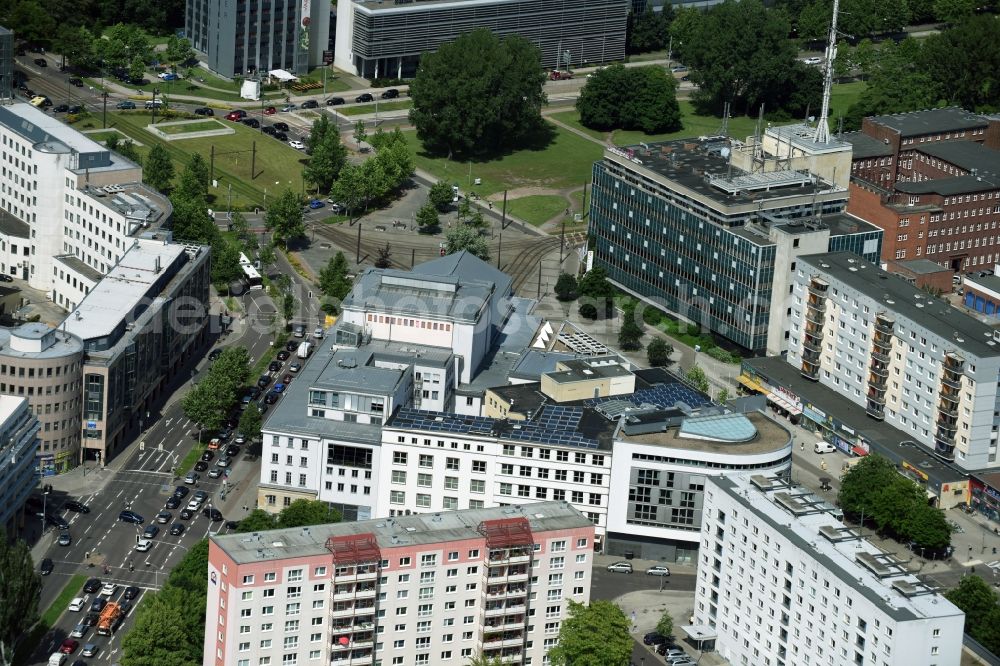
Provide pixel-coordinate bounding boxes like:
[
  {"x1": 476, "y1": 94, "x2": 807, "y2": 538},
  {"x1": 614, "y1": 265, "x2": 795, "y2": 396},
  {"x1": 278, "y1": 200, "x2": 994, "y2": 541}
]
[{"x1": 868, "y1": 107, "x2": 986, "y2": 137}]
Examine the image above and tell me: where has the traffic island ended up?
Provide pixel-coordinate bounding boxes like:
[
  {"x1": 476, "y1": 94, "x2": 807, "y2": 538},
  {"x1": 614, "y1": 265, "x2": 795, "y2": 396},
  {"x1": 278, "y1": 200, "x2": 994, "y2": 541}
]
[{"x1": 146, "y1": 119, "x2": 235, "y2": 141}]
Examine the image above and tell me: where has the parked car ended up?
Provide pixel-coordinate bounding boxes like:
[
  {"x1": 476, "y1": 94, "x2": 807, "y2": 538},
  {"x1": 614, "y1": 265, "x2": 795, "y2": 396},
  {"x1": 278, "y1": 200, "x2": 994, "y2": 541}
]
[
  {"x1": 216, "y1": 456, "x2": 231, "y2": 468},
  {"x1": 273, "y1": 122, "x2": 289, "y2": 132},
  {"x1": 308, "y1": 199, "x2": 324, "y2": 209},
  {"x1": 646, "y1": 565, "x2": 671, "y2": 577},
  {"x1": 301, "y1": 100, "x2": 318, "y2": 109},
  {"x1": 227, "y1": 443, "x2": 242, "y2": 456},
  {"x1": 194, "y1": 107, "x2": 214, "y2": 116},
  {"x1": 289, "y1": 362, "x2": 302, "y2": 373},
  {"x1": 115, "y1": 100, "x2": 136, "y2": 109},
  {"x1": 203, "y1": 507, "x2": 224, "y2": 521},
  {"x1": 273, "y1": 382, "x2": 286, "y2": 394},
  {"x1": 65, "y1": 500, "x2": 90, "y2": 513},
  {"x1": 208, "y1": 467, "x2": 222, "y2": 478},
  {"x1": 262, "y1": 125, "x2": 277, "y2": 135},
  {"x1": 165, "y1": 496, "x2": 181, "y2": 509},
  {"x1": 184, "y1": 471, "x2": 200, "y2": 484},
  {"x1": 285, "y1": 340, "x2": 299, "y2": 352},
  {"x1": 643, "y1": 632, "x2": 669, "y2": 646},
  {"x1": 180, "y1": 508, "x2": 195, "y2": 520},
  {"x1": 172, "y1": 486, "x2": 189, "y2": 498},
  {"x1": 273, "y1": 131, "x2": 288, "y2": 142},
  {"x1": 208, "y1": 348, "x2": 223, "y2": 361},
  {"x1": 282, "y1": 374, "x2": 293, "y2": 384},
  {"x1": 258, "y1": 373, "x2": 273, "y2": 388},
  {"x1": 34, "y1": 58, "x2": 48, "y2": 67},
  {"x1": 276, "y1": 350, "x2": 291, "y2": 361},
  {"x1": 156, "y1": 511, "x2": 172, "y2": 524},
  {"x1": 118, "y1": 510, "x2": 143, "y2": 524},
  {"x1": 41, "y1": 558, "x2": 54, "y2": 575},
  {"x1": 53, "y1": 104, "x2": 69, "y2": 113},
  {"x1": 288, "y1": 140, "x2": 305, "y2": 150},
  {"x1": 201, "y1": 450, "x2": 215, "y2": 462},
  {"x1": 242, "y1": 117, "x2": 260, "y2": 128},
  {"x1": 281, "y1": 104, "x2": 296, "y2": 112},
  {"x1": 606, "y1": 561, "x2": 633, "y2": 574},
  {"x1": 264, "y1": 106, "x2": 277, "y2": 115},
  {"x1": 225, "y1": 110, "x2": 247, "y2": 121},
  {"x1": 814, "y1": 441, "x2": 836, "y2": 454},
  {"x1": 355, "y1": 93, "x2": 373, "y2": 103},
  {"x1": 268, "y1": 360, "x2": 282, "y2": 372},
  {"x1": 381, "y1": 88, "x2": 399, "y2": 99},
  {"x1": 326, "y1": 97, "x2": 345, "y2": 106},
  {"x1": 68, "y1": 77, "x2": 83, "y2": 87},
  {"x1": 264, "y1": 391, "x2": 281, "y2": 404},
  {"x1": 67, "y1": 105, "x2": 83, "y2": 114}
]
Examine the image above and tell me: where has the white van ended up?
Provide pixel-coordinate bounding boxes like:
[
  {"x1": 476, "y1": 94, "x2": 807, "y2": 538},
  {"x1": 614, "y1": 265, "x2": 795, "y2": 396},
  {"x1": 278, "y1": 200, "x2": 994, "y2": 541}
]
[
  {"x1": 48, "y1": 653, "x2": 66, "y2": 666},
  {"x1": 814, "y1": 441, "x2": 836, "y2": 454}
]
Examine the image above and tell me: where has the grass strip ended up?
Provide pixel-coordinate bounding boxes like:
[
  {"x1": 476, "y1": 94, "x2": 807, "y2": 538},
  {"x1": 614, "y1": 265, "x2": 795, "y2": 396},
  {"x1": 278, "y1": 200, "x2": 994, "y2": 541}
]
[{"x1": 13, "y1": 573, "x2": 89, "y2": 665}]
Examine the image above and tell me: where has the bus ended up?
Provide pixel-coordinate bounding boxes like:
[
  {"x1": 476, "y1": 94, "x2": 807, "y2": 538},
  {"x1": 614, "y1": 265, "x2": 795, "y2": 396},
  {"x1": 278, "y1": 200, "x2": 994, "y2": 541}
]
[{"x1": 239, "y1": 253, "x2": 263, "y2": 290}]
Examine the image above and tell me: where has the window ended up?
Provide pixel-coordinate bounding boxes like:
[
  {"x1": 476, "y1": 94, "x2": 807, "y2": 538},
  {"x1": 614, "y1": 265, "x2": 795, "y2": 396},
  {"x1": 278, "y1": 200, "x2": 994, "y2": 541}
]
[
  {"x1": 444, "y1": 476, "x2": 459, "y2": 490},
  {"x1": 393, "y1": 452, "x2": 408, "y2": 465},
  {"x1": 421, "y1": 554, "x2": 437, "y2": 567},
  {"x1": 390, "y1": 490, "x2": 405, "y2": 504},
  {"x1": 417, "y1": 473, "x2": 432, "y2": 487},
  {"x1": 416, "y1": 493, "x2": 431, "y2": 508},
  {"x1": 472, "y1": 460, "x2": 486, "y2": 473},
  {"x1": 446, "y1": 457, "x2": 459, "y2": 470},
  {"x1": 470, "y1": 479, "x2": 485, "y2": 494},
  {"x1": 419, "y1": 454, "x2": 433, "y2": 468},
  {"x1": 287, "y1": 569, "x2": 303, "y2": 582},
  {"x1": 243, "y1": 575, "x2": 255, "y2": 585},
  {"x1": 443, "y1": 496, "x2": 458, "y2": 509},
  {"x1": 391, "y1": 470, "x2": 407, "y2": 484}
]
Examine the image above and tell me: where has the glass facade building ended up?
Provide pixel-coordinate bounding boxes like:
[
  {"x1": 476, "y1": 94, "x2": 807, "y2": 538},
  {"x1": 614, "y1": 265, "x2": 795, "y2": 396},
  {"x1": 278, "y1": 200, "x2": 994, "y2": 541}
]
[
  {"x1": 0, "y1": 26, "x2": 12, "y2": 102},
  {"x1": 589, "y1": 140, "x2": 882, "y2": 355}
]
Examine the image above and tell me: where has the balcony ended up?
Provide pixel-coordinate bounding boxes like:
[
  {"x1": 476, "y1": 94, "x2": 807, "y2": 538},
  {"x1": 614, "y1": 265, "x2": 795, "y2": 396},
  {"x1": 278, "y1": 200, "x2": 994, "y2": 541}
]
[
  {"x1": 935, "y1": 426, "x2": 956, "y2": 445},
  {"x1": 869, "y1": 363, "x2": 889, "y2": 378},
  {"x1": 867, "y1": 375, "x2": 887, "y2": 390},
  {"x1": 802, "y1": 336, "x2": 823, "y2": 354},
  {"x1": 866, "y1": 402, "x2": 885, "y2": 420},
  {"x1": 484, "y1": 636, "x2": 525, "y2": 649},
  {"x1": 488, "y1": 548, "x2": 532, "y2": 565},
  {"x1": 944, "y1": 351, "x2": 965, "y2": 370},
  {"x1": 483, "y1": 616, "x2": 526, "y2": 631},
  {"x1": 940, "y1": 373, "x2": 962, "y2": 391},
  {"x1": 938, "y1": 402, "x2": 958, "y2": 418},
  {"x1": 486, "y1": 586, "x2": 528, "y2": 600},
  {"x1": 936, "y1": 419, "x2": 957, "y2": 436},
  {"x1": 867, "y1": 391, "x2": 885, "y2": 406},
  {"x1": 329, "y1": 652, "x2": 375, "y2": 666},
  {"x1": 484, "y1": 603, "x2": 526, "y2": 617},
  {"x1": 808, "y1": 280, "x2": 829, "y2": 298},
  {"x1": 870, "y1": 349, "x2": 889, "y2": 363},
  {"x1": 934, "y1": 439, "x2": 956, "y2": 461},
  {"x1": 804, "y1": 308, "x2": 826, "y2": 326},
  {"x1": 801, "y1": 363, "x2": 819, "y2": 381}
]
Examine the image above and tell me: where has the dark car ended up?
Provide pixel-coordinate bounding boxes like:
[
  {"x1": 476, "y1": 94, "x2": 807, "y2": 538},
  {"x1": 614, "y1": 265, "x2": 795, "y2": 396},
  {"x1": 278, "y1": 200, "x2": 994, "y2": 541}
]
[
  {"x1": 89, "y1": 597, "x2": 107, "y2": 613},
  {"x1": 282, "y1": 374, "x2": 293, "y2": 384},
  {"x1": 262, "y1": 125, "x2": 277, "y2": 135},
  {"x1": 355, "y1": 93, "x2": 373, "y2": 103},
  {"x1": 54, "y1": 104, "x2": 69, "y2": 113},
  {"x1": 34, "y1": 58, "x2": 47, "y2": 67},
  {"x1": 381, "y1": 88, "x2": 399, "y2": 99},
  {"x1": 116, "y1": 100, "x2": 136, "y2": 110},
  {"x1": 268, "y1": 361, "x2": 282, "y2": 372},
  {"x1": 285, "y1": 340, "x2": 299, "y2": 352},
  {"x1": 277, "y1": 350, "x2": 290, "y2": 361},
  {"x1": 226, "y1": 444, "x2": 241, "y2": 457},
  {"x1": 225, "y1": 520, "x2": 241, "y2": 530},
  {"x1": 68, "y1": 77, "x2": 83, "y2": 87},
  {"x1": 123, "y1": 585, "x2": 140, "y2": 601},
  {"x1": 118, "y1": 510, "x2": 144, "y2": 524},
  {"x1": 208, "y1": 348, "x2": 223, "y2": 361},
  {"x1": 273, "y1": 131, "x2": 288, "y2": 142},
  {"x1": 258, "y1": 373, "x2": 273, "y2": 388},
  {"x1": 194, "y1": 460, "x2": 208, "y2": 472},
  {"x1": 0, "y1": 275, "x2": 12, "y2": 283},
  {"x1": 301, "y1": 99, "x2": 319, "y2": 109},
  {"x1": 180, "y1": 508, "x2": 195, "y2": 520},
  {"x1": 40, "y1": 558, "x2": 53, "y2": 575},
  {"x1": 46, "y1": 514, "x2": 69, "y2": 530},
  {"x1": 173, "y1": 486, "x2": 189, "y2": 499},
  {"x1": 65, "y1": 500, "x2": 90, "y2": 513},
  {"x1": 272, "y1": 122, "x2": 289, "y2": 132},
  {"x1": 83, "y1": 578, "x2": 102, "y2": 594},
  {"x1": 67, "y1": 105, "x2": 83, "y2": 114},
  {"x1": 326, "y1": 97, "x2": 345, "y2": 106},
  {"x1": 201, "y1": 450, "x2": 215, "y2": 462},
  {"x1": 643, "y1": 632, "x2": 669, "y2": 646},
  {"x1": 82, "y1": 612, "x2": 99, "y2": 627},
  {"x1": 194, "y1": 107, "x2": 214, "y2": 116},
  {"x1": 242, "y1": 117, "x2": 260, "y2": 128},
  {"x1": 118, "y1": 601, "x2": 133, "y2": 616},
  {"x1": 203, "y1": 507, "x2": 223, "y2": 521},
  {"x1": 226, "y1": 413, "x2": 242, "y2": 429},
  {"x1": 264, "y1": 391, "x2": 281, "y2": 404},
  {"x1": 217, "y1": 428, "x2": 232, "y2": 441},
  {"x1": 165, "y1": 496, "x2": 181, "y2": 509},
  {"x1": 169, "y1": 522, "x2": 185, "y2": 536}
]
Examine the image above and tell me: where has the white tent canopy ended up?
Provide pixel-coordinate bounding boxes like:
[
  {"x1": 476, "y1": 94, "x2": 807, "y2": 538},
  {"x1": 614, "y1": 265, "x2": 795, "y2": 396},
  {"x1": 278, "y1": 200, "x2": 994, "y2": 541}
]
[{"x1": 268, "y1": 69, "x2": 298, "y2": 82}]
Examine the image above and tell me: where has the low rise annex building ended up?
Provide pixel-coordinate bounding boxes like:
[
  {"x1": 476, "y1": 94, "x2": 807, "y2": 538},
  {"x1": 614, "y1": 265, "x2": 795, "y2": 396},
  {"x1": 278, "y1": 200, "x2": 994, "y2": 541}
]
[
  {"x1": 205, "y1": 501, "x2": 595, "y2": 666},
  {"x1": 697, "y1": 473, "x2": 964, "y2": 666}
]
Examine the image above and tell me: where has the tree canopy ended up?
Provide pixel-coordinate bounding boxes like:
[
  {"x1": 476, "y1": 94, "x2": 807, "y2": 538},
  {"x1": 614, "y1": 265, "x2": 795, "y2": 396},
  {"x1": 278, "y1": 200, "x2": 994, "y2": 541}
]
[
  {"x1": 0, "y1": 532, "x2": 41, "y2": 666},
  {"x1": 555, "y1": 273, "x2": 578, "y2": 301},
  {"x1": 303, "y1": 115, "x2": 348, "y2": 194},
  {"x1": 181, "y1": 346, "x2": 251, "y2": 432},
  {"x1": 647, "y1": 337, "x2": 674, "y2": 367},
  {"x1": 265, "y1": 189, "x2": 306, "y2": 248},
  {"x1": 945, "y1": 575, "x2": 1000, "y2": 655},
  {"x1": 143, "y1": 145, "x2": 174, "y2": 193},
  {"x1": 627, "y1": 2, "x2": 672, "y2": 54},
  {"x1": 235, "y1": 501, "x2": 342, "y2": 533},
  {"x1": 618, "y1": 301, "x2": 644, "y2": 351},
  {"x1": 548, "y1": 600, "x2": 632, "y2": 666},
  {"x1": 445, "y1": 225, "x2": 490, "y2": 261},
  {"x1": 319, "y1": 252, "x2": 352, "y2": 303},
  {"x1": 409, "y1": 28, "x2": 548, "y2": 158},
  {"x1": 577, "y1": 64, "x2": 682, "y2": 134}
]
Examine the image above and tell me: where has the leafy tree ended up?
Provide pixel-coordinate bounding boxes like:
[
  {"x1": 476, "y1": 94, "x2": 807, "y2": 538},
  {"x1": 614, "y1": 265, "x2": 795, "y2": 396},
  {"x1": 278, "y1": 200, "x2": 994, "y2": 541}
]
[
  {"x1": 554, "y1": 273, "x2": 578, "y2": 301},
  {"x1": 236, "y1": 510, "x2": 279, "y2": 533},
  {"x1": 796, "y1": 0, "x2": 831, "y2": 41},
  {"x1": 578, "y1": 267, "x2": 616, "y2": 299},
  {"x1": 128, "y1": 55, "x2": 147, "y2": 84},
  {"x1": 54, "y1": 25, "x2": 97, "y2": 70},
  {"x1": 374, "y1": 244, "x2": 393, "y2": 269},
  {"x1": 303, "y1": 129, "x2": 348, "y2": 194},
  {"x1": 121, "y1": 590, "x2": 200, "y2": 666},
  {"x1": 655, "y1": 610, "x2": 674, "y2": 638},
  {"x1": 685, "y1": 364, "x2": 710, "y2": 393},
  {"x1": 647, "y1": 338, "x2": 673, "y2": 366},
  {"x1": 238, "y1": 404, "x2": 263, "y2": 443},
  {"x1": 265, "y1": 189, "x2": 306, "y2": 248},
  {"x1": 181, "y1": 347, "x2": 251, "y2": 431},
  {"x1": 6, "y1": 0, "x2": 56, "y2": 45},
  {"x1": 319, "y1": 252, "x2": 352, "y2": 301},
  {"x1": 163, "y1": 35, "x2": 194, "y2": 64},
  {"x1": 548, "y1": 600, "x2": 631, "y2": 666},
  {"x1": 618, "y1": 302, "x2": 643, "y2": 351},
  {"x1": 230, "y1": 210, "x2": 251, "y2": 242},
  {"x1": 716, "y1": 388, "x2": 730, "y2": 403},
  {"x1": 0, "y1": 532, "x2": 41, "y2": 666},
  {"x1": 409, "y1": 28, "x2": 547, "y2": 158},
  {"x1": 175, "y1": 153, "x2": 210, "y2": 202},
  {"x1": 838, "y1": 454, "x2": 904, "y2": 520},
  {"x1": 628, "y1": 2, "x2": 669, "y2": 54},
  {"x1": 143, "y1": 144, "x2": 175, "y2": 193},
  {"x1": 277, "y1": 499, "x2": 342, "y2": 528},
  {"x1": 920, "y1": 17, "x2": 1000, "y2": 111},
  {"x1": 851, "y1": 39, "x2": 877, "y2": 80},
  {"x1": 901, "y1": 502, "x2": 951, "y2": 549},
  {"x1": 170, "y1": 194, "x2": 216, "y2": 244},
  {"x1": 445, "y1": 225, "x2": 490, "y2": 261},
  {"x1": 281, "y1": 293, "x2": 296, "y2": 326},
  {"x1": 844, "y1": 38, "x2": 938, "y2": 130},
  {"x1": 416, "y1": 203, "x2": 441, "y2": 234},
  {"x1": 165, "y1": 538, "x2": 209, "y2": 594},
  {"x1": 429, "y1": 181, "x2": 455, "y2": 212},
  {"x1": 369, "y1": 126, "x2": 407, "y2": 152},
  {"x1": 933, "y1": 0, "x2": 977, "y2": 24},
  {"x1": 258, "y1": 243, "x2": 276, "y2": 276},
  {"x1": 353, "y1": 120, "x2": 368, "y2": 149},
  {"x1": 117, "y1": 139, "x2": 142, "y2": 165},
  {"x1": 946, "y1": 575, "x2": 998, "y2": 632},
  {"x1": 180, "y1": 377, "x2": 227, "y2": 433},
  {"x1": 579, "y1": 302, "x2": 598, "y2": 320},
  {"x1": 577, "y1": 65, "x2": 682, "y2": 134},
  {"x1": 211, "y1": 238, "x2": 243, "y2": 287}
]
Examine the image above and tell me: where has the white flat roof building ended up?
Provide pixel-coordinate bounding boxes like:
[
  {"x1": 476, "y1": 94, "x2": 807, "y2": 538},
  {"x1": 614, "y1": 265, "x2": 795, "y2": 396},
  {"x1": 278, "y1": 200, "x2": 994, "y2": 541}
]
[{"x1": 697, "y1": 473, "x2": 964, "y2": 666}]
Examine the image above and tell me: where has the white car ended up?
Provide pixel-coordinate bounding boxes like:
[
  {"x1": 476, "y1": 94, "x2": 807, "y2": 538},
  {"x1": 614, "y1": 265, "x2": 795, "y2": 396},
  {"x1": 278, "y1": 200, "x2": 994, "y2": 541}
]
[
  {"x1": 134, "y1": 539, "x2": 152, "y2": 552},
  {"x1": 803, "y1": 56, "x2": 823, "y2": 65},
  {"x1": 100, "y1": 582, "x2": 117, "y2": 596},
  {"x1": 646, "y1": 565, "x2": 671, "y2": 577},
  {"x1": 606, "y1": 561, "x2": 633, "y2": 574},
  {"x1": 288, "y1": 140, "x2": 305, "y2": 150},
  {"x1": 187, "y1": 499, "x2": 203, "y2": 511},
  {"x1": 68, "y1": 597, "x2": 85, "y2": 612}
]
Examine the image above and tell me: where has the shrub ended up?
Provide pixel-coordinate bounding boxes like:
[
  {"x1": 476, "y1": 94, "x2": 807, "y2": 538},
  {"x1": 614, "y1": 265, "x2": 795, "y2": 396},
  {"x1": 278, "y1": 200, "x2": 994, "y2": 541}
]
[{"x1": 579, "y1": 303, "x2": 598, "y2": 319}]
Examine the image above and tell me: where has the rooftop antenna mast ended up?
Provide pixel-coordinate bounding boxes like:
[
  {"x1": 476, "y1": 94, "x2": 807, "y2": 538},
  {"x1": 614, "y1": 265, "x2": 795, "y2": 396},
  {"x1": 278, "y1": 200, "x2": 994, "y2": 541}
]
[
  {"x1": 716, "y1": 101, "x2": 730, "y2": 138},
  {"x1": 752, "y1": 103, "x2": 765, "y2": 172},
  {"x1": 812, "y1": 0, "x2": 840, "y2": 144}
]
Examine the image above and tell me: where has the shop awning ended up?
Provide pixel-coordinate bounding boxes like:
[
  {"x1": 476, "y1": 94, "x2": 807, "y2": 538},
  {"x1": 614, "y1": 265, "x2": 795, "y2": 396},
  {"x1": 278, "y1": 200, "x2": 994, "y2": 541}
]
[
  {"x1": 738, "y1": 375, "x2": 765, "y2": 393},
  {"x1": 680, "y1": 624, "x2": 717, "y2": 642},
  {"x1": 767, "y1": 392, "x2": 802, "y2": 415},
  {"x1": 851, "y1": 446, "x2": 869, "y2": 457},
  {"x1": 268, "y1": 69, "x2": 298, "y2": 82}
]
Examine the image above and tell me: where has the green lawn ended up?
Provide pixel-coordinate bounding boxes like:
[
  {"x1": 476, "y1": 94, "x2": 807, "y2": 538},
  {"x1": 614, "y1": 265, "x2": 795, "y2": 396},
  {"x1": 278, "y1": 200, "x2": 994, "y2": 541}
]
[
  {"x1": 828, "y1": 81, "x2": 867, "y2": 121},
  {"x1": 85, "y1": 76, "x2": 283, "y2": 103},
  {"x1": 83, "y1": 129, "x2": 126, "y2": 143},
  {"x1": 506, "y1": 195, "x2": 569, "y2": 227},
  {"x1": 626, "y1": 50, "x2": 670, "y2": 63},
  {"x1": 338, "y1": 100, "x2": 412, "y2": 117},
  {"x1": 404, "y1": 124, "x2": 603, "y2": 198},
  {"x1": 547, "y1": 110, "x2": 607, "y2": 141},
  {"x1": 178, "y1": 441, "x2": 206, "y2": 472},
  {"x1": 157, "y1": 119, "x2": 227, "y2": 134}
]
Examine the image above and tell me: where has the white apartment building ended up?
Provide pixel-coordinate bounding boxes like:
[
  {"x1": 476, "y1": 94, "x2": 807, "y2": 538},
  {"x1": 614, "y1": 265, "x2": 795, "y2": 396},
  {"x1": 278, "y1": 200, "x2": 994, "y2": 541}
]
[
  {"x1": 696, "y1": 473, "x2": 965, "y2": 666},
  {"x1": 205, "y1": 502, "x2": 595, "y2": 666},
  {"x1": 0, "y1": 395, "x2": 40, "y2": 534},
  {"x1": 788, "y1": 252, "x2": 1000, "y2": 469},
  {"x1": 0, "y1": 103, "x2": 171, "y2": 309}
]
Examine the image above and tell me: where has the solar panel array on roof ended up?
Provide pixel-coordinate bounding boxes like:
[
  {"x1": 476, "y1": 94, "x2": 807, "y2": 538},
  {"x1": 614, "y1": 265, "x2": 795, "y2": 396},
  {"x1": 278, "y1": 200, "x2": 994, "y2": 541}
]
[
  {"x1": 536, "y1": 405, "x2": 583, "y2": 430},
  {"x1": 584, "y1": 381, "x2": 711, "y2": 410},
  {"x1": 390, "y1": 406, "x2": 599, "y2": 449},
  {"x1": 391, "y1": 409, "x2": 496, "y2": 435},
  {"x1": 504, "y1": 425, "x2": 599, "y2": 449}
]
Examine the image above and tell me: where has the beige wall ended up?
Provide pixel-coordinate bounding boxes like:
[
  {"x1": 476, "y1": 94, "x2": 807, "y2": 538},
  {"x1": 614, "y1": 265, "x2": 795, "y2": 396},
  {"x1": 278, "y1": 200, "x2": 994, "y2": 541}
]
[
  {"x1": 257, "y1": 485, "x2": 317, "y2": 514},
  {"x1": 541, "y1": 374, "x2": 611, "y2": 402}
]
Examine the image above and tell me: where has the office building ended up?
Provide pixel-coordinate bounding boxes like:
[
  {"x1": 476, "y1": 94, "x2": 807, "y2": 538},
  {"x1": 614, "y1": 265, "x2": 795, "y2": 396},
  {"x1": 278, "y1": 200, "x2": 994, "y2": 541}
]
[
  {"x1": 787, "y1": 251, "x2": 1000, "y2": 469},
  {"x1": 205, "y1": 501, "x2": 594, "y2": 666},
  {"x1": 63, "y1": 239, "x2": 211, "y2": 463},
  {"x1": 588, "y1": 130, "x2": 883, "y2": 355},
  {"x1": 186, "y1": 0, "x2": 332, "y2": 77},
  {"x1": 0, "y1": 103, "x2": 172, "y2": 307},
  {"x1": 0, "y1": 26, "x2": 13, "y2": 103},
  {"x1": 0, "y1": 395, "x2": 40, "y2": 535},
  {"x1": 333, "y1": 0, "x2": 629, "y2": 79},
  {"x1": 0, "y1": 323, "x2": 83, "y2": 474},
  {"x1": 696, "y1": 474, "x2": 964, "y2": 666}
]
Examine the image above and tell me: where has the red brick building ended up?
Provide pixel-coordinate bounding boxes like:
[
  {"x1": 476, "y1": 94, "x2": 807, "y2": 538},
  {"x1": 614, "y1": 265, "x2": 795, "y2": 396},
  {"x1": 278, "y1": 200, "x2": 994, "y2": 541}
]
[{"x1": 844, "y1": 108, "x2": 1000, "y2": 270}]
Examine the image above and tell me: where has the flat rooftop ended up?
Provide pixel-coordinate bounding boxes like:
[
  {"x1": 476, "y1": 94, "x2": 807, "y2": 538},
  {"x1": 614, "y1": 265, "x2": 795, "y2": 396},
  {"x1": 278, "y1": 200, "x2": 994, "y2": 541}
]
[
  {"x1": 80, "y1": 183, "x2": 171, "y2": 233},
  {"x1": 0, "y1": 324, "x2": 82, "y2": 360},
  {"x1": 764, "y1": 122, "x2": 852, "y2": 155},
  {"x1": 915, "y1": 140, "x2": 1000, "y2": 179},
  {"x1": 713, "y1": 474, "x2": 964, "y2": 623},
  {"x1": 609, "y1": 137, "x2": 837, "y2": 212},
  {"x1": 312, "y1": 348, "x2": 408, "y2": 395},
  {"x1": 0, "y1": 395, "x2": 24, "y2": 427},
  {"x1": 801, "y1": 252, "x2": 1000, "y2": 358},
  {"x1": 62, "y1": 240, "x2": 187, "y2": 342},
  {"x1": 892, "y1": 258, "x2": 952, "y2": 275},
  {"x1": 213, "y1": 501, "x2": 592, "y2": 565},
  {"x1": 0, "y1": 103, "x2": 131, "y2": 173},
  {"x1": 55, "y1": 255, "x2": 103, "y2": 283},
  {"x1": 0, "y1": 209, "x2": 29, "y2": 239},
  {"x1": 622, "y1": 410, "x2": 790, "y2": 455},
  {"x1": 544, "y1": 358, "x2": 633, "y2": 384},
  {"x1": 868, "y1": 107, "x2": 987, "y2": 137},
  {"x1": 842, "y1": 131, "x2": 894, "y2": 159}
]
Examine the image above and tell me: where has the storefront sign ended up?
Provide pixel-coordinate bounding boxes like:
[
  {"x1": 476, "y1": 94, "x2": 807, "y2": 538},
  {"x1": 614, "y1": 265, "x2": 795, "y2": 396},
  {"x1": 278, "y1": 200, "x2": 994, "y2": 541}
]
[
  {"x1": 806, "y1": 404, "x2": 826, "y2": 420},
  {"x1": 984, "y1": 484, "x2": 1000, "y2": 502},
  {"x1": 902, "y1": 461, "x2": 929, "y2": 482}
]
